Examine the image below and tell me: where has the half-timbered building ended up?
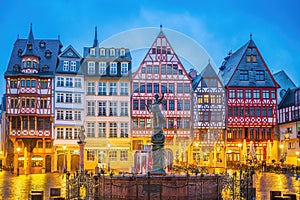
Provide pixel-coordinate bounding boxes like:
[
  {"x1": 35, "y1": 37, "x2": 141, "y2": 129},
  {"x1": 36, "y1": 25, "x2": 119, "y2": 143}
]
[
  {"x1": 277, "y1": 87, "x2": 300, "y2": 165},
  {"x1": 219, "y1": 35, "x2": 279, "y2": 165},
  {"x1": 131, "y1": 27, "x2": 194, "y2": 172},
  {"x1": 81, "y1": 28, "x2": 132, "y2": 172},
  {"x1": 4, "y1": 25, "x2": 62, "y2": 174},
  {"x1": 54, "y1": 45, "x2": 83, "y2": 173},
  {"x1": 192, "y1": 62, "x2": 226, "y2": 169}
]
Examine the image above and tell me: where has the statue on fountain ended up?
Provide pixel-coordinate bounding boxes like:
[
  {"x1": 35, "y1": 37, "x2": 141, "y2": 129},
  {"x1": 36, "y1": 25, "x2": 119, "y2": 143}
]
[{"x1": 146, "y1": 93, "x2": 166, "y2": 174}]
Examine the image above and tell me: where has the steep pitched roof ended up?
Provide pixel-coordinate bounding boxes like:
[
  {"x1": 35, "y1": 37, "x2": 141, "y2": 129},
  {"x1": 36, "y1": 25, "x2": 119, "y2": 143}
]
[
  {"x1": 219, "y1": 36, "x2": 279, "y2": 88},
  {"x1": 192, "y1": 62, "x2": 221, "y2": 90},
  {"x1": 132, "y1": 27, "x2": 191, "y2": 81},
  {"x1": 278, "y1": 87, "x2": 297, "y2": 109},
  {"x1": 273, "y1": 70, "x2": 297, "y2": 104},
  {"x1": 5, "y1": 25, "x2": 62, "y2": 76}
]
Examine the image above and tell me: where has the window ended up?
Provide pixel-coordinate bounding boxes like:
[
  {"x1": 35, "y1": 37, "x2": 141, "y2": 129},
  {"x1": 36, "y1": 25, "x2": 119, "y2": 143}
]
[
  {"x1": 147, "y1": 65, "x2": 152, "y2": 74},
  {"x1": 262, "y1": 108, "x2": 267, "y2": 117},
  {"x1": 253, "y1": 90, "x2": 260, "y2": 99},
  {"x1": 98, "y1": 82, "x2": 107, "y2": 95},
  {"x1": 240, "y1": 70, "x2": 249, "y2": 81},
  {"x1": 41, "y1": 80, "x2": 48, "y2": 89},
  {"x1": 177, "y1": 100, "x2": 183, "y2": 110},
  {"x1": 140, "y1": 84, "x2": 145, "y2": 93},
  {"x1": 168, "y1": 118, "x2": 174, "y2": 128},
  {"x1": 184, "y1": 83, "x2": 190, "y2": 93},
  {"x1": 154, "y1": 83, "x2": 159, "y2": 93},
  {"x1": 98, "y1": 150, "x2": 106, "y2": 163},
  {"x1": 268, "y1": 107, "x2": 273, "y2": 116},
  {"x1": 110, "y1": 62, "x2": 117, "y2": 74},
  {"x1": 74, "y1": 94, "x2": 81, "y2": 103},
  {"x1": 262, "y1": 90, "x2": 270, "y2": 99},
  {"x1": 109, "y1": 150, "x2": 117, "y2": 161},
  {"x1": 120, "y1": 82, "x2": 129, "y2": 95},
  {"x1": 154, "y1": 65, "x2": 159, "y2": 74},
  {"x1": 177, "y1": 83, "x2": 183, "y2": 93},
  {"x1": 99, "y1": 62, "x2": 106, "y2": 75},
  {"x1": 141, "y1": 67, "x2": 146, "y2": 73},
  {"x1": 57, "y1": 77, "x2": 64, "y2": 87},
  {"x1": 109, "y1": 82, "x2": 117, "y2": 95},
  {"x1": 256, "y1": 107, "x2": 261, "y2": 117},
  {"x1": 87, "y1": 82, "x2": 95, "y2": 95},
  {"x1": 237, "y1": 90, "x2": 243, "y2": 98},
  {"x1": 75, "y1": 78, "x2": 81, "y2": 88},
  {"x1": 252, "y1": 55, "x2": 257, "y2": 62},
  {"x1": 147, "y1": 83, "x2": 152, "y2": 93},
  {"x1": 10, "y1": 98, "x2": 18, "y2": 108},
  {"x1": 63, "y1": 61, "x2": 69, "y2": 71},
  {"x1": 87, "y1": 122, "x2": 95, "y2": 137},
  {"x1": 120, "y1": 49, "x2": 125, "y2": 56},
  {"x1": 66, "y1": 111, "x2": 73, "y2": 120},
  {"x1": 133, "y1": 100, "x2": 138, "y2": 110},
  {"x1": 169, "y1": 83, "x2": 174, "y2": 93},
  {"x1": 120, "y1": 102, "x2": 128, "y2": 116},
  {"x1": 90, "y1": 48, "x2": 95, "y2": 56},
  {"x1": 146, "y1": 118, "x2": 152, "y2": 128},
  {"x1": 57, "y1": 93, "x2": 64, "y2": 103},
  {"x1": 177, "y1": 118, "x2": 182, "y2": 128},
  {"x1": 40, "y1": 99, "x2": 47, "y2": 109},
  {"x1": 65, "y1": 93, "x2": 72, "y2": 103},
  {"x1": 98, "y1": 101, "x2": 106, "y2": 116},
  {"x1": 109, "y1": 123, "x2": 117, "y2": 137},
  {"x1": 74, "y1": 111, "x2": 81, "y2": 120},
  {"x1": 161, "y1": 65, "x2": 166, "y2": 74},
  {"x1": 184, "y1": 118, "x2": 190, "y2": 128},
  {"x1": 120, "y1": 123, "x2": 128, "y2": 138},
  {"x1": 256, "y1": 70, "x2": 265, "y2": 81},
  {"x1": 133, "y1": 83, "x2": 139, "y2": 93},
  {"x1": 66, "y1": 77, "x2": 73, "y2": 87},
  {"x1": 121, "y1": 62, "x2": 128, "y2": 74},
  {"x1": 87, "y1": 101, "x2": 95, "y2": 116},
  {"x1": 184, "y1": 100, "x2": 190, "y2": 110},
  {"x1": 110, "y1": 48, "x2": 115, "y2": 56},
  {"x1": 66, "y1": 128, "x2": 72, "y2": 139},
  {"x1": 87, "y1": 150, "x2": 95, "y2": 161},
  {"x1": 100, "y1": 48, "x2": 105, "y2": 56},
  {"x1": 74, "y1": 128, "x2": 80, "y2": 139},
  {"x1": 109, "y1": 102, "x2": 117, "y2": 116},
  {"x1": 88, "y1": 62, "x2": 95, "y2": 74},
  {"x1": 57, "y1": 128, "x2": 64, "y2": 139},
  {"x1": 229, "y1": 90, "x2": 235, "y2": 98},
  {"x1": 167, "y1": 65, "x2": 172, "y2": 74},
  {"x1": 98, "y1": 122, "x2": 106, "y2": 138},
  {"x1": 70, "y1": 61, "x2": 76, "y2": 71},
  {"x1": 57, "y1": 110, "x2": 64, "y2": 120},
  {"x1": 140, "y1": 118, "x2": 145, "y2": 128},
  {"x1": 120, "y1": 150, "x2": 128, "y2": 161},
  {"x1": 161, "y1": 84, "x2": 167, "y2": 93},
  {"x1": 169, "y1": 100, "x2": 174, "y2": 110},
  {"x1": 246, "y1": 90, "x2": 252, "y2": 98},
  {"x1": 10, "y1": 79, "x2": 17, "y2": 88}
]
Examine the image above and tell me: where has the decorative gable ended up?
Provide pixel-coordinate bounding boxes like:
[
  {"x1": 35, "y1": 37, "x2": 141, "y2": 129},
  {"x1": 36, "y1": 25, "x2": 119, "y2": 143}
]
[{"x1": 59, "y1": 45, "x2": 81, "y2": 59}]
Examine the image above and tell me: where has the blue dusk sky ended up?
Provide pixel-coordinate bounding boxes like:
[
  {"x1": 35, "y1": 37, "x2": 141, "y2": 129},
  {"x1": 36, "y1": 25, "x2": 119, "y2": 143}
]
[{"x1": 0, "y1": 0, "x2": 299, "y2": 99}]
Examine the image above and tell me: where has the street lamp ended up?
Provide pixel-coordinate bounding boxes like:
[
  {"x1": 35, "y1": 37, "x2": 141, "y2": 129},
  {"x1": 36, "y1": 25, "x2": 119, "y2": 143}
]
[
  {"x1": 63, "y1": 145, "x2": 66, "y2": 173},
  {"x1": 16, "y1": 147, "x2": 20, "y2": 176}
]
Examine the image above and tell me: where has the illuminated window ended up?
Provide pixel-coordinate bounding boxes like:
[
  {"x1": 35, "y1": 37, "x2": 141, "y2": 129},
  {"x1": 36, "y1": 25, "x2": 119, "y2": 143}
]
[
  {"x1": 109, "y1": 150, "x2": 117, "y2": 161},
  {"x1": 87, "y1": 150, "x2": 95, "y2": 161},
  {"x1": 120, "y1": 150, "x2": 128, "y2": 161}
]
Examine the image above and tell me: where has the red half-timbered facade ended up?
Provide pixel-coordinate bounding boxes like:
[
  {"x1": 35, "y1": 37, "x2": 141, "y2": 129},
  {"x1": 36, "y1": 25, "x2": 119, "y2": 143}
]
[
  {"x1": 131, "y1": 28, "x2": 193, "y2": 168},
  {"x1": 4, "y1": 25, "x2": 62, "y2": 174},
  {"x1": 219, "y1": 35, "x2": 279, "y2": 164}
]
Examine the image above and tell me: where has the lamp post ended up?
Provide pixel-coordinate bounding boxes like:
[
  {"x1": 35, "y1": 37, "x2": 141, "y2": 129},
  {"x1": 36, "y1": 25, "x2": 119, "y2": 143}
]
[
  {"x1": 78, "y1": 125, "x2": 86, "y2": 174},
  {"x1": 16, "y1": 147, "x2": 20, "y2": 176},
  {"x1": 63, "y1": 145, "x2": 66, "y2": 173}
]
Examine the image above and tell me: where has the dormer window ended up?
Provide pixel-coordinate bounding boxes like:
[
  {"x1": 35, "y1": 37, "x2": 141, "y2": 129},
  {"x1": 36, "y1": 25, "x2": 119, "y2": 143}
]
[
  {"x1": 18, "y1": 49, "x2": 23, "y2": 56},
  {"x1": 100, "y1": 48, "x2": 105, "y2": 56},
  {"x1": 27, "y1": 44, "x2": 32, "y2": 50},
  {"x1": 252, "y1": 55, "x2": 257, "y2": 62},
  {"x1": 63, "y1": 61, "x2": 69, "y2": 71},
  {"x1": 39, "y1": 41, "x2": 46, "y2": 48},
  {"x1": 90, "y1": 48, "x2": 95, "y2": 56},
  {"x1": 110, "y1": 62, "x2": 117, "y2": 74},
  {"x1": 120, "y1": 48, "x2": 125, "y2": 56},
  {"x1": 13, "y1": 64, "x2": 20, "y2": 71},
  {"x1": 45, "y1": 50, "x2": 52, "y2": 57},
  {"x1": 110, "y1": 48, "x2": 115, "y2": 56},
  {"x1": 42, "y1": 65, "x2": 49, "y2": 72},
  {"x1": 70, "y1": 61, "x2": 76, "y2": 71},
  {"x1": 121, "y1": 62, "x2": 128, "y2": 75}
]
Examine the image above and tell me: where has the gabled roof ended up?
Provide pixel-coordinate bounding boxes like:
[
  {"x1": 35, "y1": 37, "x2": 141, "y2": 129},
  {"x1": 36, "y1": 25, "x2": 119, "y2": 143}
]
[
  {"x1": 218, "y1": 35, "x2": 279, "y2": 88},
  {"x1": 59, "y1": 45, "x2": 82, "y2": 59},
  {"x1": 273, "y1": 70, "x2": 297, "y2": 104},
  {"x1": 132, "y1": 27, "x2": 191, "y2": 82},
  {"x1": 192, "y1": 62, "x2": 221, "y2": 90},
  {"x1": 5, "y1": 25, "x2": 62, "y2": 76}
]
